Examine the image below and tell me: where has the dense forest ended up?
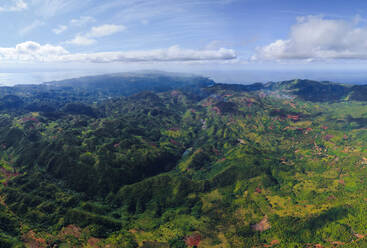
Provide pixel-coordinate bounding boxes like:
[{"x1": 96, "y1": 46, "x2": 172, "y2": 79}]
[{"x1": 2, "y1": 73, "x2": 367, "y2": 247}]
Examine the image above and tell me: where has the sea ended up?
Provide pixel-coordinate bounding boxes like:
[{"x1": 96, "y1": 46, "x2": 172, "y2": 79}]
[{"x1": 0, "y1": 71, "x2": 106, "y2": 86}]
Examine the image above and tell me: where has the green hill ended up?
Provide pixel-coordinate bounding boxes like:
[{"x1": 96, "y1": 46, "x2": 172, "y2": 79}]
[{"x1": 2, "y1": 74, "x2": 367, "y2": 247}]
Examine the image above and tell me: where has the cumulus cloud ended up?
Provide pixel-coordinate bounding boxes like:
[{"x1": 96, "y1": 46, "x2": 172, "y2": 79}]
[
  {"x1": 254, "y1": 15, "x2": 367, "y2": 61},
  {"x1": 0, "y1": 0, "x2": 27, "y2": 12},
  {"x1": 0, "y1": 41, "x2": 69, "y2": 62},
  {"x1": 0, "y1": 42, "x2": 236, "y2": 63}
]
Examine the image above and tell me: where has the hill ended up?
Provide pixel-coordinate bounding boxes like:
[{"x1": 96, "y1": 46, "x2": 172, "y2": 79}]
[
  {"x1": 44, "y1": 71, "x2": 215, "y2": 98},
  {"x1": 2, "y1": 74, "x2": 367, "y2": 247}
]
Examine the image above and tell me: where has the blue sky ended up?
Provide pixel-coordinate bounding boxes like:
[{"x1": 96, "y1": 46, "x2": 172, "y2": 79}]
[{"x1": 2, "y1": 0, "x2": 367, "y2": 83}]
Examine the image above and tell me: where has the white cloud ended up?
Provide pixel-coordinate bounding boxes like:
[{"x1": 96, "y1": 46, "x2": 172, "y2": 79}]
[
  {"x1": 87, "y1": 24, "x2": 126, "y2": 38},
  {"x1": 254, "y1": 15, "x2": 367, "y2": 61},
  {"x1": 70, "y1": 16, "x2": 96, "y2": 26},
  {"x1": 0, "y1": 42, "x2": 236, "y2": 63},
  {"x1": 66, "y1": 24, "x2": 126, "y2": 46},
  {"x1": 53, "y1": 25, "x2": 67, "y2": 34},
  {"x1": 0, "y1": 41, "x2": 69, "y2": 62},
  {"x1": 19, "y1": 20, "x2": 44, "y2": 35},
  {"x1": 63, "y1": 45, "x2": 236, "y2": 63},
  {"x1": 65, "y1": 35, "x2": 96, "y2": 46},
  {"x1": 53, "y1": 16, "x2": 95, "y2": 37},
  {"x1": 0, "y1": 0, "x2": 27, "y2": 12}
]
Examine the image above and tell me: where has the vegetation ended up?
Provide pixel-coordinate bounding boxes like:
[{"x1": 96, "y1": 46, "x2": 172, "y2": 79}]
[{"x1": 2, "y1": 74, "x2": 367, "y2": 247}]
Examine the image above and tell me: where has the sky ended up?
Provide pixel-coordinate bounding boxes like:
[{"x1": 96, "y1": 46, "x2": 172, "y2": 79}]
[{"x1": 2, "y1": 0, "x2": 367, "y2": 84}]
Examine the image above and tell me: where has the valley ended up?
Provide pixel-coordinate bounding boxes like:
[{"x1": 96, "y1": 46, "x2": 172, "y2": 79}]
[{"x1": 1, "y1": 73, "x2": 367, "y2": 247}]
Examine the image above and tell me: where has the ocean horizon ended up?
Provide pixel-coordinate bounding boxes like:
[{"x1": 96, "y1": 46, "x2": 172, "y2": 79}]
[{"x1": 0, "y1": 71, "x2": 108, "y2": 86}]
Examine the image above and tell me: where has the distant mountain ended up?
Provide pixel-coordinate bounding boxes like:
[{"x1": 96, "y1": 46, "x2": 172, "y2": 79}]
[
  {"x1": 44, "y1": 71, "x2": 215, "y2": 97},
  {"x1": 266, "y1": 79, "x2": 351, "y2": 102},
  {"x1": 213, "y1": 79, "x2": 367, "y2": 102},
  {"x1": 1, "y1": 74, "x2": 367, "y2": 112},
  {"x1": 0, "y1": 72, "x2": 214, "y2": 115},
  {"x1": 208, "y1": 82, "x2": 265, "y2": 92}
]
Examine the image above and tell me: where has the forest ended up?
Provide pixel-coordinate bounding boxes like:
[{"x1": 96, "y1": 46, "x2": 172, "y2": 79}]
[{"x1": 2, "y1": 73, "x2": 367, "y2": 247}]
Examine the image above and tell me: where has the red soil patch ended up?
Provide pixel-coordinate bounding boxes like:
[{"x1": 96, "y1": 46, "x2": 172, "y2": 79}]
[
  {"x1": 331, "y1": 241, "x2": 345, "y2": 246},
  {"x1": 264, "y1": 239, "x2": 280, "y2": 247},
  {"x1": 59, "y1": 225, "x2": 82, "y2": 239},
  {"x1": 252, "y1": 216, "x2": 271, "y2": 232},
  {"x1": 355, "y1": 233, "x2": 366, "y2": 240},
  {"x1": 287, "y1": 115, "x2": 300, "y2": 121},
  {"x1": 170, "y1": 90, "x2": 180, "y2": 97},
  {"x1": 22, "y1": 230, "x2": 47, "y2": 248},
  {"x1": 170, "y1": 139, "x2": 179, "y2": 146},
  {"x1": 0, "y1": 167, "x2": 21, "y2": 187},
  {"x1": 21, "y1": 116, "x2": 39, "y2": 123},
  {"x1": 212, "y1": 106, "x2": 221, "y2": 115},
  {"x1": 88, "y1": 237, "x2": 101, "y2": 248},
  {"x1": 327, "y1": 195, "x2": 336, "y2": 201},
  {"x1": 255, "y1": 187, "x2": 262, "y2": 193},
  {"x1": 185, "y1": 233, "x2": 201, "y2": 247}
]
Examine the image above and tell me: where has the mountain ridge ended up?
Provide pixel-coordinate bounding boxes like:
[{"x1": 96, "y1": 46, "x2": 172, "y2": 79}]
[{"x1": 2, "y1": 72, "x2": 367, "y2": 247}]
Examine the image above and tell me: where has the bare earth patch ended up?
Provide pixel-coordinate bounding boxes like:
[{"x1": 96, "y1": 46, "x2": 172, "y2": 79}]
[{"x1": 251, "y1": 215, "x2": 271, "y2": 232}]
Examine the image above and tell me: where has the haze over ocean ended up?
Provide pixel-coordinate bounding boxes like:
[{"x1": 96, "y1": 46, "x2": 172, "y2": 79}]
[{"x1": 0, "y1": 71, "x2": 97, "y2": 86}]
